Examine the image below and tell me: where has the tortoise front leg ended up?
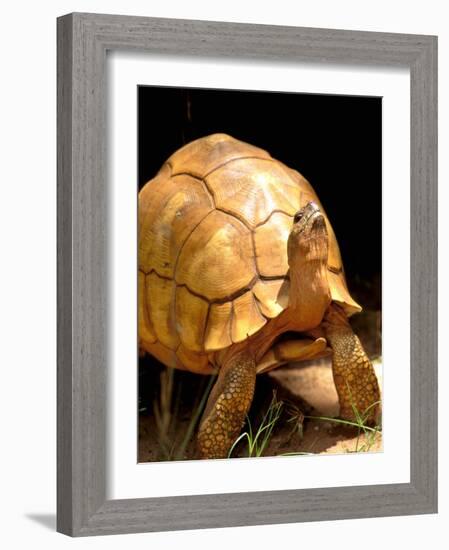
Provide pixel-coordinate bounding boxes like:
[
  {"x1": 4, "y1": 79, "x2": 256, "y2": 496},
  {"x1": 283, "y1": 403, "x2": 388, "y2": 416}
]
[
  {"x1": 197, "y1": 351, "x2": 256, "y2": 459},
  {"x1": 323, "y1": 304, "x2": 381, "y2": 424}
]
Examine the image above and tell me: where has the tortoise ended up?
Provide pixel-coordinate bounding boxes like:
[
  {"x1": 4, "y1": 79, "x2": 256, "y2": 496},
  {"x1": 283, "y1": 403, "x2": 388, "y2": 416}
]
[{"x1": 139, "y1": 133, "x2": 380, "y2": 459}]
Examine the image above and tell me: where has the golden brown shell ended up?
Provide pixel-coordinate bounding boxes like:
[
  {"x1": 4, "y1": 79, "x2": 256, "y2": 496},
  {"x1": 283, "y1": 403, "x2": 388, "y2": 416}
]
[{"x1": 139, "y1": 134, "x2": 360, "y2": 371}]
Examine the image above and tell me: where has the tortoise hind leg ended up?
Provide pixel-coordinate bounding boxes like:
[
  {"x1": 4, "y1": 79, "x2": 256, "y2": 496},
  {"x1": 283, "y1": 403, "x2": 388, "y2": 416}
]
[
  {"x1": 197, "y1": 351, "x2": 256, "y2": 459},
  {"x1": 323, "y1": 304, "x2": 381, "y2": 424}
]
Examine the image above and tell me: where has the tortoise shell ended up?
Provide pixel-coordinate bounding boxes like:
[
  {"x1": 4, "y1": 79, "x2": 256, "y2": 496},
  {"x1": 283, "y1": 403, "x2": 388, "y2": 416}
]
[{"x1": 139, "y1": 134, "x2": 360, "y2": 373}]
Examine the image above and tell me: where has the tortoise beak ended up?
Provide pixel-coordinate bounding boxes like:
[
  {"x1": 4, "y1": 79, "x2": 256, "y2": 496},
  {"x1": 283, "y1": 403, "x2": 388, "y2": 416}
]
[
  {"x1": 303, "y1": 202, "x2": 325, "y2": 233},
  {"x1": 311, "y1": 212, "x2": 326, "y2": 232}
]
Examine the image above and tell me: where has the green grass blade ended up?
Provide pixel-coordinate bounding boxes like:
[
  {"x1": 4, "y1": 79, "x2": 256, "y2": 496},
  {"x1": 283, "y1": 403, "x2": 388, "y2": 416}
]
[
  {"x1": 228, "y1": 432, "x2": 250, "y2": 458},
  {"x1": 304, "y1": 414, "x2": 379, "y2": 433},
  {"x1": 175, "y1": 374, "x2": 216, "y2": 460}
]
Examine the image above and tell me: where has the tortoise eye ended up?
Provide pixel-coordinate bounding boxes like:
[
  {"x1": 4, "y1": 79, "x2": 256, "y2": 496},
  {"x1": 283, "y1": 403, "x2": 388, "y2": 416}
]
[{"x1": 293, "y1": 212, "x2": 303, "y2": 223}]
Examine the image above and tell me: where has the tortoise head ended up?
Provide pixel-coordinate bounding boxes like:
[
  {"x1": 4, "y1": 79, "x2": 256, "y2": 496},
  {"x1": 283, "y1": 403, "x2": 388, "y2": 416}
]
[{"x1": 288, "y1": 201, "x2": 329, "y2": 266}]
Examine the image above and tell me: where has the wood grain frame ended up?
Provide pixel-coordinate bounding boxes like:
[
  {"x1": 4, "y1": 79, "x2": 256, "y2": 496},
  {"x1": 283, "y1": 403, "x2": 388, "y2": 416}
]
[{"x1": 57, "y1": 12, "x2": 437, "y2": 536}]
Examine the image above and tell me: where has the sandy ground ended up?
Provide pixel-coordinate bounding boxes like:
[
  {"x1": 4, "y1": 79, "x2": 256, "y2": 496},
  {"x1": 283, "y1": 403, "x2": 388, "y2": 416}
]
[{"x1": 138, "y1": 356, "x2": 383, "y2": 462}]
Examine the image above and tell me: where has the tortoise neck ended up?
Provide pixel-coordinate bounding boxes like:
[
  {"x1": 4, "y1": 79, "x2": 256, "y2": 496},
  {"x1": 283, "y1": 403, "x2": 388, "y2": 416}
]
[
  {"x1": 287, "y1": 215, "x2": 330, "y2": 328},
  {"x1": 287, "y1": 228, "x2": 331, "y2": 328},
  {"x1": 289, "y1": 259, "x2": 330, "y2": 310}
]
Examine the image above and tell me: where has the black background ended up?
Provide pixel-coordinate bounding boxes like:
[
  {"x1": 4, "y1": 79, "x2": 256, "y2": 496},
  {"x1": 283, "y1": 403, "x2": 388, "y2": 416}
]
[{"x1": 138, "y1": 86, "x2": 381, "y2": 308}]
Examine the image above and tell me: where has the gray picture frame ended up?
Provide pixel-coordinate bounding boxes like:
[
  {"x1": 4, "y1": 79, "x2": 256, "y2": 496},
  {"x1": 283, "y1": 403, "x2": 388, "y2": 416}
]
[{"x1": 57, "y1": 12, "x2": 438, "y2": 537}]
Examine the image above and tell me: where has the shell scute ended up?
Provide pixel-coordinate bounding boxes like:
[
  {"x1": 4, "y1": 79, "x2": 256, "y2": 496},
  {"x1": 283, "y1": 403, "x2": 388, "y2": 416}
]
[
  {"x1": 139, "y1": 173, "x2": 213, "y2": 278},
  {"x1": 175, "y1": 286, "x2": 209, "y2": 352},
  {"x1": 138, "y1": 270, "x2": 156, "y2": 347},
  {"x1": 253, "y1": 279, "x2": 290, "y2": 319},
  {"x1": 146, "y1": 271, "x2": 179, "y2": 350},
  {"x1": 231, "y1": 291, "x2": 267, "y2": 343},
  {"x1": 204, "y1": 302, "x2": 233, "y2": 351},
  {"x1": 175, "y1": 210, "x2": 256, "y2": 302},
  {"x1": 254, "y1": 211, "x2": 292, "y2": 278},
  {"x1": 168, "y1": 133, "x2": 272, "y2": 178},
  {"x1": 206, "y1": 157, "x2": 300, "y2": 227}
]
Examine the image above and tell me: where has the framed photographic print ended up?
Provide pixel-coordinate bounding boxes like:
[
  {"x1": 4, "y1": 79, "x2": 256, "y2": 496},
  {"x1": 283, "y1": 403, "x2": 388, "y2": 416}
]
[
  {"x1": 136, "y1": 87, "x2": 382, "y2": 464},
  {"x1": 57, "y1": 13, "x2": 437, "y2": 536}
]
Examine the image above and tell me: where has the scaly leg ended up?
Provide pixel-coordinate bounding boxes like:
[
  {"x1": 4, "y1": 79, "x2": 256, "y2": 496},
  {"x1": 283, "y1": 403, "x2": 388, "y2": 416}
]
[
  {"x1": 323, "y1": 304, "x2": 381, "y2": 424},
  {"x1": 197, "y1": 351, "x2": 256, "y2": 459}
]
